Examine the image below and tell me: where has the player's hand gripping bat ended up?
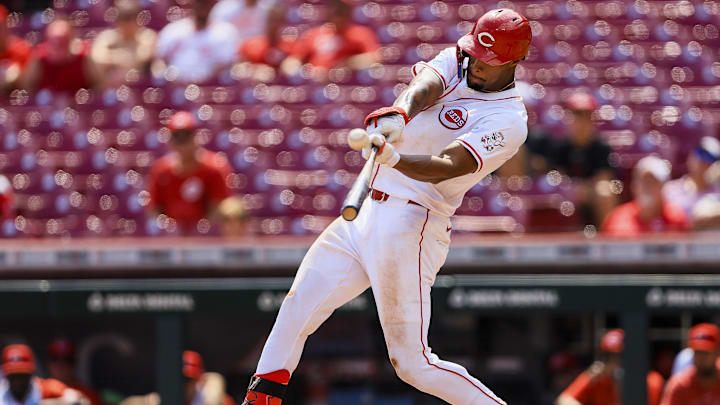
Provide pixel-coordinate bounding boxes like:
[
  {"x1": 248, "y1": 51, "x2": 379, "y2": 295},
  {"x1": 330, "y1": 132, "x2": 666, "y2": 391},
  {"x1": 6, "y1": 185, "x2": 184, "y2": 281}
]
[{"x1": 341, "y1": 129, "x2": 377, "y2": 221}]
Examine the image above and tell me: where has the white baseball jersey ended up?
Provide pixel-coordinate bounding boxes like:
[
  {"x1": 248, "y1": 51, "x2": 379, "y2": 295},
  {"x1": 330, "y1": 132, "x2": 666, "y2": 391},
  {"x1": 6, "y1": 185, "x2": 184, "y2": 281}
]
[
  {"x1": 251, "y1": 46, "x2": 519, "y2": 405},
  {"x1": 371, "y1": 46, "x2": 529, "y2": 217}
]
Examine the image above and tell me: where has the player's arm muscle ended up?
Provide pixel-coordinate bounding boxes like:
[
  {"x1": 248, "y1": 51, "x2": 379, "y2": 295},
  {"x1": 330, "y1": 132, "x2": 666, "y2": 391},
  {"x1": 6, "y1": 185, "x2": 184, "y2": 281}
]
[
  {"x1": 393, "y1": 142, "x2": 477, "y2": 184},
  {"x1": 393, "y1": 68, "x2": 444, "y2": 120}
]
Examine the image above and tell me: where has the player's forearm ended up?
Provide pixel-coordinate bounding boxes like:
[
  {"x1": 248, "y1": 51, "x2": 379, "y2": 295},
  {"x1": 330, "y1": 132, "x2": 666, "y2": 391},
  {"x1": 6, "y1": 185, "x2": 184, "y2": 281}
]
[
  {"x1": 393, "y1": 72, "x2": 444, "y2": 120},
  {"x1": 393, "y1": 154, "x2": 463, "y2": 184}
]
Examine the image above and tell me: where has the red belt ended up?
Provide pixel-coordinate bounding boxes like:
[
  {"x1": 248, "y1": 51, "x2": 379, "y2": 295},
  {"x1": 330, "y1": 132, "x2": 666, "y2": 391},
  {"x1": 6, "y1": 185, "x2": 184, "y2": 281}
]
[{"x1": 370, "y1": 189, "x2": 422, "y2": 207}]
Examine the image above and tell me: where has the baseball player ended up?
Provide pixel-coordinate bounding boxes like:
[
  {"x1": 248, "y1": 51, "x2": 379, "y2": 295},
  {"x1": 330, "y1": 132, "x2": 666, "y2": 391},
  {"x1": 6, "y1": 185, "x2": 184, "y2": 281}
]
[{"x1": 243, "y1": 9, "x2": 531, "y2": 405}]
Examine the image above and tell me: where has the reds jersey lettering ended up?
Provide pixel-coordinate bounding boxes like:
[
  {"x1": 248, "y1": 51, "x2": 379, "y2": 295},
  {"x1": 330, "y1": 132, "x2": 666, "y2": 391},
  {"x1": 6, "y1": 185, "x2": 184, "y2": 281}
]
[{"x1": 439, "y1": 105, "x2": 468, "y2": 130}]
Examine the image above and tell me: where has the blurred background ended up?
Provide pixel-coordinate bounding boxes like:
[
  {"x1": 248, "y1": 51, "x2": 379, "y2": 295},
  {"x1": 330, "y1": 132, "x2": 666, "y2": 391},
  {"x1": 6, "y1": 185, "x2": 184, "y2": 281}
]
[{"x1": 1, "y1": 0, "x2": 720, "y2": 404}]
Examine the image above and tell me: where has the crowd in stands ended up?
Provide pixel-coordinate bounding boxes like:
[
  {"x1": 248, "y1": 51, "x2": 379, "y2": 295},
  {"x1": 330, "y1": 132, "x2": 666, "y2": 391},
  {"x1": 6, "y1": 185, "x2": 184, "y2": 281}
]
[{"x1": 0, "y1": 0, "x2": 719, "y2": 238}]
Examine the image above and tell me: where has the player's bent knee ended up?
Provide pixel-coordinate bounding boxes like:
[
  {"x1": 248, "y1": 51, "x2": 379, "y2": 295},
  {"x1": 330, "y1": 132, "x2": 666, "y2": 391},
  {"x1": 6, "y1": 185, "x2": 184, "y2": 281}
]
[
  {"x1": 389, "y1": 356, "x2": 418, "y2": 385},
  {"x1": 386, "y1": 346, "x2": 430, "y2": 387}
]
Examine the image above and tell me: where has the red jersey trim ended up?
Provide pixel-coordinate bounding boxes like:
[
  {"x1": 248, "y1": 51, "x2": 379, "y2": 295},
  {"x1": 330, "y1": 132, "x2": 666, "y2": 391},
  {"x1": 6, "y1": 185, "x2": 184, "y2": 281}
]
[
  {"x1": 416, "y1": 209, "x2": 503, "y2": 405},
  {"x1": 455, "y1": 139, "x2": 484, "y2": 173},
  {"x1": 413, "y1": 62, "x2": 447, "y2": 90}
]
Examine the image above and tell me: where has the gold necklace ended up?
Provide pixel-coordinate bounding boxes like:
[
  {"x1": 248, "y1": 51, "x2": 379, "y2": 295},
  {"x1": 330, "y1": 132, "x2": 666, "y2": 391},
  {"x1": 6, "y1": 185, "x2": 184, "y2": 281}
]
[{"x1": 479, "y1": 80, "x2": 515, "y2": 93}]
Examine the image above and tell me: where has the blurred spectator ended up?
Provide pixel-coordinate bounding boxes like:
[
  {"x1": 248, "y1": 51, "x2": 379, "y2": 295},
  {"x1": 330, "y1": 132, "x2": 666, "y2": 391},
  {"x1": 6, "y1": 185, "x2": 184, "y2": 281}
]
[
  {"x1": 119, "y1": 351, "x2": 233, "y2": 405},
  {"x1": 147, "y1": 111, "x2": 232, "y2": 233},
  {"x1": 0, "y1": 175, "x2": 14, "y2": 220},
  {"x1": 1, "y1": 344, "x2": 89, "y2": 404},
  {"x1": 663, "y1": 137, "x2": 720, "y2": 230},
  {"x1": 548, "y1": 93, "x2": 617, "y2": 228},
  {"x1": 19, "y1": 18, "x2": 98, "y2": 93},
  {"x1": 547, "y1": 351, "x2": 582, "y2": 403},
  {"x1": 218, "y1": 196, "x2": 251, "y2": 237},
  {"x1": 209, "y1": 0, "x2": 289, "y2": 66},
  {"x1": 153, "y1": 0, "x2": 240, "y2": 84},
  {"x1": 90, "y1": 0, "x2": 157, "y2": 89},
  {"x1": 280, "y1": 0, "x2": 379, "y2": 77},
  {"x1": 0, "y1": 5, "x2": 31, "y2": 92},
  {"x1": 660, "y1": 323, "x2": 720, "y2": 405},
  {"x1": 602, "y1": 156, "x2": 687, "y2": 236},
  {"x1": 46, "y1": 339, "x2": 101, "y2": 405},
  {"x1": 556, "y1": 329, "x2": 664, "y2": 405},
  {"x1": 672, "y1": 347, "x2": 695, "y2": 376}
]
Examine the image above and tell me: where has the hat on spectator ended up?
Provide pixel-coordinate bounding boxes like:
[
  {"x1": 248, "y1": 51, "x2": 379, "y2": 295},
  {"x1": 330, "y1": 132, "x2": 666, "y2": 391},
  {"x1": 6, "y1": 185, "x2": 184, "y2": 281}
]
[
  {"x1": 694, "y1": 137, "x2": 720, "y2": 164},
  {"x1": 168, "y1": 111, "x2": 198, "y2": 132},
  {"x1": 634, "y1": 156, "x2": 671, "y2": 182},
  {"x1": 566, "y1": 93, "x2": 598, "y2": 111},
  {"x1": 183, "y1": 350, "x2": 205, "y2": 379},
  {"x1": 2, "y1": 344, "x2": 36, "y2": 375},
  {"x1": 688, "y1": 323, "x2": 720, "y2": 352},
  {"x1": 600, "y1": 329, "x2": 624, "y2": 353},
  {"x1": 48, "y1": 338, "x2": 76, "y2": 361}
]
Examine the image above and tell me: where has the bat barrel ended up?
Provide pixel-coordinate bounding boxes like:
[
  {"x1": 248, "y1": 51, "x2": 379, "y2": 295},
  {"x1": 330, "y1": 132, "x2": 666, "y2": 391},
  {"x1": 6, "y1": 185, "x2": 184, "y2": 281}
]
[{"x1": 341, "y1": 148, "x2": 377, "y2": 221}]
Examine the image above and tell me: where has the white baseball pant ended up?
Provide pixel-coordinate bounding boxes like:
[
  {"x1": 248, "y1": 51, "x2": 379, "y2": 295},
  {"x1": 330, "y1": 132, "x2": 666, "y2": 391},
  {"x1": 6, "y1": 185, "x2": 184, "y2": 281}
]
[{"x1": 255, "y1": 195, "x2": 506, "y2": 405}]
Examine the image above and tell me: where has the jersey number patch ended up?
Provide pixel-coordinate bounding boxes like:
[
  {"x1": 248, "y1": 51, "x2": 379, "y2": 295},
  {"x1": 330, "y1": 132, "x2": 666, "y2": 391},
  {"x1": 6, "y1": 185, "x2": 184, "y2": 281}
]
[{"x1": 439, "y1": 105, "x2": 468, "y2": 130}]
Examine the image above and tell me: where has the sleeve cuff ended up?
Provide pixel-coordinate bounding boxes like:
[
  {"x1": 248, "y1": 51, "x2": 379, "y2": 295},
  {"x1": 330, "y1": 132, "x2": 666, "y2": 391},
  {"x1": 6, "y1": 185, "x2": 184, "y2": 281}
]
[
  {"x1": 455, "y1": 139, "x2": 484, "y2": 173},
  {"x1": 411, "y1": 62, "x2": 447, "y2": 90}
]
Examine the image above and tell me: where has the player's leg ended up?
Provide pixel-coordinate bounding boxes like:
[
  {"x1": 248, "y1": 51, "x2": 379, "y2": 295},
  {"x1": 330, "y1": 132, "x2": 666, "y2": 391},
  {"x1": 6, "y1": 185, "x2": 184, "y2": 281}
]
[
  {"x1": 364, "y1": 204, "x2": 506, "y2": 405},
  {"x1": 243, "y1": 217, "x2": 370, "y2": 404}
]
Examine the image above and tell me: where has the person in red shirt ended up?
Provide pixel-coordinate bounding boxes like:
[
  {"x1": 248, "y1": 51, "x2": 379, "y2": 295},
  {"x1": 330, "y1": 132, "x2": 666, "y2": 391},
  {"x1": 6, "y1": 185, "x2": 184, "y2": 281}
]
[
  {"x1": 602, "y1": 155, "x2": 688, "y2": 236},
  {"x1": 660, "y1": 323, "x2": 720, "y2": 405},
  {"x1": 280, "y1": 0, "x2": 379, "y2": 77},
  {"x1": 557, "y1": 329, "x2": 664, "y2": 405},
  {"x1": 0, "y1": 5, "x2": 31, "y2": 92},
  {"x1": 0, "y1": 174, "x2": 14, "y2": 220},
  {"x1": 147, "y1": 111, "x2": 232, "y2": 233},
  {"x1": 19, "y1": 18, "x2": 98, "y2": 93},
  {"x1": 0, "y1": 344, "x2": 89, "y2": 404},
  {"x1": 46, "y1": 338, "x2": 101, "y2": 405}
]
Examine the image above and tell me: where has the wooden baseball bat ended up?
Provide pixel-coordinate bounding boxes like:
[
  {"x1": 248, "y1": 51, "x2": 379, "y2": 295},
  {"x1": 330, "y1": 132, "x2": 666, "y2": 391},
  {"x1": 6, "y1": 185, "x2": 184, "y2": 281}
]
[{"x1": 341, "y1": 146, "x2": 378, "y2": 221}]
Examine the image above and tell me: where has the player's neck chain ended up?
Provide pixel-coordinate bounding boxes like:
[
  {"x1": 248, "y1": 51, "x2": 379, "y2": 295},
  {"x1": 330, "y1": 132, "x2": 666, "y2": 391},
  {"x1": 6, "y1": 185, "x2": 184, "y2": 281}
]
[{"x1": 479, "y1": 80, "x2": 515, "y2": 93}]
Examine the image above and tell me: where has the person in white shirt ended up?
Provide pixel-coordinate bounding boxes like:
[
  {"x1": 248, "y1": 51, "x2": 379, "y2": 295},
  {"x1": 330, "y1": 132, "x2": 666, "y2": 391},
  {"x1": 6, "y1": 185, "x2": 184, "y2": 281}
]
[
  {"x1": 91, "y1": 0, "x2": 157, "y2": 88},
  {"x1": 153, "y1": 0, "x2": 240, "y2": 83},
  {"x1": 242, "y1": 8, "x2": 532, "y2": 405},
  {"x1": 0, "y1": 344, "x2": 87, "y2": 405}
]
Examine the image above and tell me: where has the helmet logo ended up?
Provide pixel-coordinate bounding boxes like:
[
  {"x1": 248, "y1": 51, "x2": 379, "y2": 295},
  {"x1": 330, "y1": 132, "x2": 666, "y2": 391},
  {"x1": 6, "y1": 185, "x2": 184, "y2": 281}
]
[{"x1": 477, "y1": 32, "x2": 495, "y2": 48}]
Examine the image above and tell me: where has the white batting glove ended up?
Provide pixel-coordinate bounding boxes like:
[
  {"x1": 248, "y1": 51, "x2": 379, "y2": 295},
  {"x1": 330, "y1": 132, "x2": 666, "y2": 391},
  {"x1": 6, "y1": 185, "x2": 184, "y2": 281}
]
[
  {"x1": 366, "y1": 114, "x2": 405, "y2": 144},
  {"x1": 363, "y1": 134, "x2": 400, "y2": 167}
]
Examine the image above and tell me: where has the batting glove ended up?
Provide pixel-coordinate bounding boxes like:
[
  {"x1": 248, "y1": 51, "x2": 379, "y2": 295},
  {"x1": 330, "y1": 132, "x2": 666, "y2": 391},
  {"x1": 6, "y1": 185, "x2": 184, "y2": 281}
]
[
  {"x1": 364, "y1": 107, "x2": 409, "y2": 144},
  {"x1": 363, "y1": 133, "x2": 400, "y2": 168}
]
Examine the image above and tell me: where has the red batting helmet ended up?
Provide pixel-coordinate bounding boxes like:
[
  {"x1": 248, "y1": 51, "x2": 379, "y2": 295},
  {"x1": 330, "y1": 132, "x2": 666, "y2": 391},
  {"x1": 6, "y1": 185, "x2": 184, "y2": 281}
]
[
  {"x1": 2, "y1": 344, "x2": 36, "y2": 375},
  {"x1": 600, "y1": 329, "x2": 625, "y2": 353},
  {"x1": 182, "y1": 350, "x2": 205, "y2": 379},
  {"x1": 566, "y1": 93, "x2": 598, "y2": 111},
  {"x1": 457, "y1": 9, "x2": 532, "y2": 66},
  {"x1": 688, "y1": 323, "x2": 720, "y2": 352},
  {"x1": 167, "y1": 111, "x2": 198, "y2": 132}
]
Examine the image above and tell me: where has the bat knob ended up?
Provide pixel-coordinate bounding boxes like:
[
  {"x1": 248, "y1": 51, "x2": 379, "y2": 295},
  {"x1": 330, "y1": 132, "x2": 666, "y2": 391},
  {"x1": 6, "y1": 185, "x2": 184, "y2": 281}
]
[{"x1": 341, "y1": 206, "x2": 359, "y2": 221}]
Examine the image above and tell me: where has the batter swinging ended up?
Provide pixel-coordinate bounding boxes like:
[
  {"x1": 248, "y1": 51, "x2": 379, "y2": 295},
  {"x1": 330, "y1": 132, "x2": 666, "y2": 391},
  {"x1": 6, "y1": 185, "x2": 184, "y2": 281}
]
[{"x1": 243, "y1": 9, "x2": 532, "y2": 405}]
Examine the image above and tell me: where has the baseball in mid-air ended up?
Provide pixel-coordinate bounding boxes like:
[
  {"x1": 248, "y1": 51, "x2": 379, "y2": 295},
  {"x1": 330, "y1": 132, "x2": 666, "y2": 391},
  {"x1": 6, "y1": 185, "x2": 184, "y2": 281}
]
[{"x1": 347, "y1": 128, "x2": 370, "y2": 151}]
